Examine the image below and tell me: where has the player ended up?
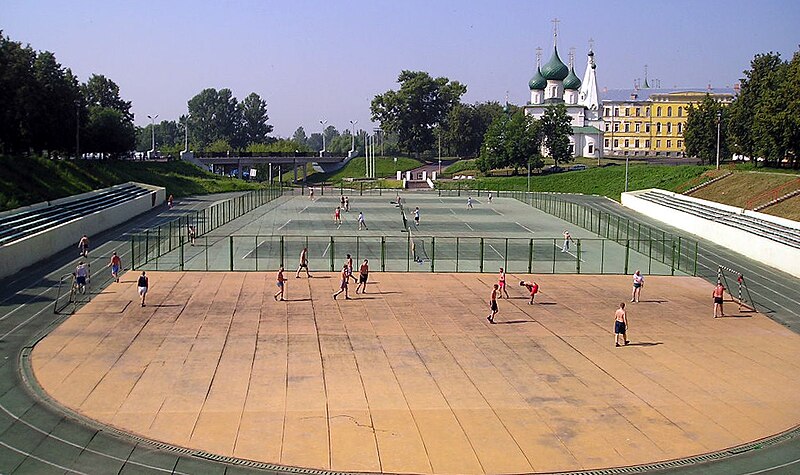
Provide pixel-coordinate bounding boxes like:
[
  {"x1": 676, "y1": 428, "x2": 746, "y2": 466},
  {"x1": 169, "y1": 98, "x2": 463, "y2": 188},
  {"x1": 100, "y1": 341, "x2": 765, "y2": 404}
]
[
  {"x1": 332, "y1": 264, "x2": 350, "y2": 300},
  {"x1": 345, "y1": 254, "x2": 358, "y2": 282},
  {"x1": 519, "y1": 280, "x2": 539, "y2": 304},
  {"x1": 488, "y1": 192, "x2": 493, "y2": 204},
  {"x1": 188, "y1": 224, "x2": 196, "y2": 246},
  {"x1": 167, "y1": 194, "x2": 174, "y2": 209},
  {"x1": 631, "y1": 270, "x2": 644, "y2": 303},
  {"x1": 358, "y1": 211, "x2": 368, "y2": 230},
  {"x1": 296, "y1": 247, "x2": 312, "y2": 278},
  {"x1": 75, "y1": 261, "x2": 89, "y2": 294},
  {"x1": 340, "y1": 195, "x2": 346, "y2": 209},
  {"x1": 108, "y1": 252, "x2": 122, "y2": 283},
  {"x1": 344, "y1": 196, "x2": 350, "y2": 212},
  {"x1": 614, "y1": 302, "x2": 630, "y2": 347},
  {"x1": 273, "y1": 266, "x2": 288, "y2": 301},
  {"x1": 713, "y1": 281, "x2": 725, "y2": 318},
  {"x1": 137, "y1": 271, "x2": 149, "y2": 307},
  {"x1": 355, "y1": 259, "x2": 369, "y2": 294},
  {"x1": 562, "y1": 230, "x2": 574, "y2": 252},
  {"x1": 486, "y1": 283, "x2": 499, "y2": 323},
  {"x1": 77, "y1": 235, "x2": 89, "y2": 257},
  {"x1": 467, "y1": 196, "x2": 473, "y2": 209},
  {"x1": 498, "y1": 267, "x2": 510, "y2": 299},
  {"x1": 413, "y1": 207, "x2": 420, "y2": 226},
  {"x1": 309, "y1": 187, "x2": 315, "y2": 200},
  {"x1": 334, "y1": 206, "x2": 342, "y2": 225}
]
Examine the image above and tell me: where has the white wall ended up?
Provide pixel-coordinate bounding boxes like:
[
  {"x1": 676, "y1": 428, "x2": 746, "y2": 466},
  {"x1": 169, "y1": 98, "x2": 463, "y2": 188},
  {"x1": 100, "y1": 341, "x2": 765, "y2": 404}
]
[
  {"x1": 0, "y1": 182, "x2": 166, "y2": 280},
  {"x1": 622, "y1": 189, "x2": 800, "y2": 278}
]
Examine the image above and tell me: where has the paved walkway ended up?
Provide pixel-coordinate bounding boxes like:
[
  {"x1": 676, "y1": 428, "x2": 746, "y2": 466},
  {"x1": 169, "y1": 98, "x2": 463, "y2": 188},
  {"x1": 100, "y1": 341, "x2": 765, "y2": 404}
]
[{"x1": 31, "y1": 272, "x2": 800, "y2": 474}]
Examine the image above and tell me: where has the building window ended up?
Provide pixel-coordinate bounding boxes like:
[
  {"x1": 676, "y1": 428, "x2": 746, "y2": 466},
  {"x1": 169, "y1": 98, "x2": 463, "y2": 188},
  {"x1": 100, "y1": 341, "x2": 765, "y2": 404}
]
[
  {"x1": 625, "y1": 107, "x2": 630, "y2": 116},
  {"x1": 635, "y1": 139, "x2": 640, "y2": 148},
  {"x1": 667, "y1": 107, "x2": 672, "y2": 117},
  {"x1": 678, "y1": 107, "x2": 683, "y2": 117},
  {"x1": 605, "y1": 122, "x2": 610, "y2": 132},
  {"x1": 645, "y1": 140, "x2": 651, "y2": 148},
  {"x1": 614, "y1": 123, "x2": 620, "y2": 132},
  {"x1": 624, "y1": 139, "x2": 630, "y2": 148},
  {"x1": 604, "y1": 107, "x2": 611, "y2": 117},
  {"x1": 551, "y1": 86, "x2": 557, "y2": 97},
  {"x1": 656, "y1": 123, "x2": 662, "y2": 134},
  {"x1": 646, "y1": 107, "x2": 650, "y2": 117},
  {"x1": 667, "y1": 140, "x2": 672, "y2": 148},
  {"x1": 624, "y1": 123, "x2": 630, "y2": 132},
  {"x1": 657, "y1": 106, "x2": 662, "y2": 117},
  {"x1": 614, "y1": 107, "x2": 620, "y2": 117},
  {"x1": 678, "y1": 123, "x2": 683, "y2": 134},
  {"x1": 656, "y1": 140, "x2": 661, "y2": 148},
  {"x1": 604, "y1": 139, "x2": 610, "y2": 148},
  {"x1": 614, "y1": 139, "x2": 619, "y2": 148},
  {"x1": 678, "y1": 140, "x2": 683, "y2": 148},
  {"x1": 588, "y1": 144, "x2": 594, "y2": 154},
  {"x1": 635, "y1": 123, "x2": 641, "y2": 132},
  {"x1": 645, "y1": 123, "x2": 651, "y2": 133},
  {"x1": 569, "y1": 143, "x2": 574, "y2": 154},
  {"x1": 635, "y1": 107, "x2": 641, "y2": 116},
  {"x1": 667, "y1": 123, "x2": 672, "y2": 134}
]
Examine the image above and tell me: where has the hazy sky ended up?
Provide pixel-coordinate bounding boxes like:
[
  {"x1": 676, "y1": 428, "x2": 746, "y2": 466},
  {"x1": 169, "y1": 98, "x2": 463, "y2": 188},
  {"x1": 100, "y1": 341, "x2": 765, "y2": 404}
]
[{"x1": 4, "y1": 0, "x2": 798, "y2": 137}]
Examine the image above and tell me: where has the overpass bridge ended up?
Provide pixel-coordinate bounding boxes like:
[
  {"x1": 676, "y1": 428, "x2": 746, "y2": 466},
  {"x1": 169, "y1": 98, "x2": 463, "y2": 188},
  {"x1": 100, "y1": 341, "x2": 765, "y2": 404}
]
[{"x1": 188, "y1": 151, "x2": 352, "y2": 181}]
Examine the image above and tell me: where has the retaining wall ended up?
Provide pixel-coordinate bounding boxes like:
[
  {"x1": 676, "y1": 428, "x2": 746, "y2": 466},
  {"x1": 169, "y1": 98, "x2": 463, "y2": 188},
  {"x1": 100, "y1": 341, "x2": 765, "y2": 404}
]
[
  {"x1": 622, "y1": 189, "x2": 800, "y2": 278},
  {"x1": 0, "y1": 182, "x2": 165, "y2": 280}
]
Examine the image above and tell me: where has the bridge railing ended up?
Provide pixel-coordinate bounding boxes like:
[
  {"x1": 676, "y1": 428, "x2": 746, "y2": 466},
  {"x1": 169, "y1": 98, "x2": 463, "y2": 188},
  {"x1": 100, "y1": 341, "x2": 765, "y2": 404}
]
[{"x1": 194, "y1": 151, "x2": 341, "y2": 158}]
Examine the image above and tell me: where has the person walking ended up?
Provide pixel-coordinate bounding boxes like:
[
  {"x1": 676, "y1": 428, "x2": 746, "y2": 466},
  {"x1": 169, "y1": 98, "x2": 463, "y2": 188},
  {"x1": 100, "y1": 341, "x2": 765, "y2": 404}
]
[
  {"x1": 309, "y1": 187, "x2": 315, "y2": 201},
  {"x1": 713, "y1": 281, "x2": 725, "y2": 318},
  {"x1": 498, "y1": 267, "x2": 510, "y2": 299},
  {"x1": 137, "y1": 271, "x2": 149, "y2": 307},
  {"x1": 75, "y1": 261, "x2": 89, "y2": 294},
  {"x1": 358, "y1": 211, "x2": 368, "y2": 230},
  {"x1": 167, "y1": 194, "x2": 174, "y2": 209},
  {"x1": 296, "y1": 247, "x2": 312, "y2": 278},
  {"x1": 486, "y1": 284, "x2": 499, "y2": 323},
  {"x1": 344, "y1": 196, "x2": 350, "y2": 212},
  {"x1": 345, "y1": 254, "x2": 358, "y2": 283},
  {"x1": 520, "y1": 280, "x2": 539, "y2": 304},
  {"x1": 108, "y1": 252, "x2": 122, "y2": 283},
  {"x1": 614, "y1": 302, "x2": 629, "y2": 347},
  {"x1": 413, "y1": 206, "x2": 420, "y2": 227},
  {"x1": 487, "y1": 192, "x2": 493, "y2": 204},
  {"x1": 340, "y1": 195, "x2": 346, "y2": 209},
  {"x1": 562, "y1": 230, "x2": 574, "y2": 253},
  {"x1": 467, "y1": 196, "x2": 473, "y2": 209},
  {"x1": 188, "y1": 224, "x2": 196, "y2": 246},
  {"x1": 77, "y1": 235, "x2": 90, "y2": 257},
  {"x1": 332, "y1": 264, "x2": 351, "y2": 300},
  {"x1": 631, "y1": 270, "x2": 644, "y2": 302},
  {"x1": 355, "y1": 259, "x2": 369, "y2": 294},
  {"x1": 273, "y1": 266, "x2": 288, "y2": 301},
  {"x1": 334, "y1": 206, "x2": 342, "y2": 225}
]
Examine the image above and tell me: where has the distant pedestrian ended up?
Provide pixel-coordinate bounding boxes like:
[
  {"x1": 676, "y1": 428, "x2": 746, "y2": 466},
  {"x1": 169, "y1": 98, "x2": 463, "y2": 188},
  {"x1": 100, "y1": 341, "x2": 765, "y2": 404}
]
[
  {"x1": 109, "y1": 252, "x2": 122, "y2": 283},
  {"x1": 358, "y1": 211, "x2": 368, "y2": 230},
  {"x1": 273, "y1": 266, "x2": 288, "y2": 301},
  {"x1": 488, "y1": 192, "x2": 493, "y2": 204},
  {"x1": 562, "y1": 230, "x2": 574, "y2": 252},
  {"x1": 309, "y1": 187, "x2": 315, "y2": 200},
  {"x1": 296, "y1": 247, "x2": 312, "y2": 278},
  {"x1": 75, "y1": 261, "x2": 89, "y2": 294},
  {"x1": 77, "y1": 234, "x2": 90, "y2": 257},
  {"x1": 486, "y1": 283, "x2": 499, "y2": 323},
  {"x1": 167, "y1": 194, "x2": 174, "y2": 209},
  {"x1": 519, "y1": 280, "x2": 539, "y2": 304},
  {"x1": 344, "y1": 196, "x2": 350, "y2": 212},
  {"x1": 713, "y1": 281, "x2": 725, "y2": 318},
  {"x1": 614, "y1": 302, "x2": 629, "y2": 347},
  {"x1": 345, "y1": 254, "x2": 358, "y2": 283},
  {"x1": 356, "y1": 259, "x2": 369, "y2": 294},
  {"x1": 467, "y1": 196, "x2": 473, "y2": 209},
  {"x1": 334, "y1": 206, "x2": 342, "y2": 225},
  {"x1": 340, "y1": 195, "x2": 346, "y2": 209},
  {"x1": 498, "y1": 267, "x2": 510, "y2": 299},
  {"x1": 631, "y1": 270, "x2": 644, "y2": 302},
  {"x1": 413, "y1": 206, "x2": 420, "y2": 226},
  {"x1": 188, "y1": 224, "x2": 196, "y2": 246},
  {"x1": 332, "y1": 264, "x2": 351, "y2": 300},
  {"x1": 137, "y1": 271, "x2": 149, "y2": 307}
]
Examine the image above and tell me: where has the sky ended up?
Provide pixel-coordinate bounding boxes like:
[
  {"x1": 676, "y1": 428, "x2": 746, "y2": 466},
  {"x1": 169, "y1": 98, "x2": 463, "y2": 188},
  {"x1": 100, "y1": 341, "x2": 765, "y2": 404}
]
[{"x1": 3, "y1": 0, "x2": 799, "y2": 137}]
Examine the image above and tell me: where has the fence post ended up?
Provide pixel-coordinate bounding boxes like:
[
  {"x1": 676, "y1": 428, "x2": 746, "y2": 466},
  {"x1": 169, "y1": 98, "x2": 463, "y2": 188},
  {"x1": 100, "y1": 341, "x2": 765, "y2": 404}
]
[
  {"x1": 671, "y1": 241, "x2": 676, "y2": 276},
  {"x1": 430, "y1": 237, "x2": 435, "y2": 272},
  {"x1": 600, "y1": 239, "x2": 605, "y2": 274},
  {"x1": 180, "y1": 239, "x2": 185, "y2": 271},
  {"x1": 576, "y1": 239, "x2": 581, "y2": 274},
  {"x1": 169, "y1": 221, "x2": 173, "y2": 252},
  {"x1": 145, "y1": 230, "x2": 150, "y2": 264},
  {"x1": 479, "y1": 238, "x2": 484, "y2": 273},
  {"x1": 330, "y1": 236, "x2": 335, "y2": 271},
  {"x1": 131, "y1": 236, "x2": 136, "y2": 270},
  {"x1": 456, "y1": 237, "x2": 460, "y2": 272},
  {"x1": 504, "y1": 238, "x2": 508, "y2": 270},
  {"x1": 624, "y1": 239, "x2": 630, "y2": 275},
  {"x1": 255, "y1": 236, "x2": 258, "y2": 272},
  {"x1": 280, "y1": 236, "x2": 285, "y2": 268},
  {"x1": 204, "y1": 236, "x2": 209, "y2": 270},
  {"x1": 528, "y1": 238, "x2": 533, "y2": 274},
  {"x1": 677, "y1": 236, "x2": 682, "y2": 271},
  {"x1": 381, "y1": 237, "x2": 386, "y2": 272},
  {"x1": 229, "y1": 236, "x2": 234, "y2": 271},
  {"x1": 693, "y1": 241, "x2": 698, "y2": 276}
]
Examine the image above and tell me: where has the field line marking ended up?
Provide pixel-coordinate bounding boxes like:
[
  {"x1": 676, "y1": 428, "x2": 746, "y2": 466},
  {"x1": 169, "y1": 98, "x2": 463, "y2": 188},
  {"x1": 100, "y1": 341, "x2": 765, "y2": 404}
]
[
  {"x1": 277, "y1": 219, "x2": 292, "y2": 231},
  {"x1": 516, "y1": 222, "x2": 535, "y2": 233},
  {"x1": 322, "y1": 242, "x2": 331, "y2": 257},
  {"x1": 556, "y1": 245, "x2": 584, "y2": 262},
  {"x1": 464, "y1": 223, "x2": 474, "y2": 231},
  {"x1": 488, "y1": 244, "x2": 505, "y2": 259}
]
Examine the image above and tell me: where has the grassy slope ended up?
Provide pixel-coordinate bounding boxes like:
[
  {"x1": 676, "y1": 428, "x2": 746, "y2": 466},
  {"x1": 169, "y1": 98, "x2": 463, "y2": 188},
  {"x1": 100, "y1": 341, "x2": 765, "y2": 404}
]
[
  {"x1": 689, "y1": 172, "x2": 800, "y2": 209},
  {"x1": 306, "y1": 156, "x2": 422, "y2": 184},
  {"x1": 762, "y1": 194, "x2": 800, "y2": 221},
  {"x1": 0, "y1": 155, "x2": 261, "y2": 210}
]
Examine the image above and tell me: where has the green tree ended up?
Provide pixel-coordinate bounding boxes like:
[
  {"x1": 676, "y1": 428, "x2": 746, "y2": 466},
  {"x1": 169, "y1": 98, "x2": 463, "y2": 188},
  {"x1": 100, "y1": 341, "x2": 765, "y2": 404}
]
[
  {"x1": 477, "y1": 111, "x2": 542, "y2": 174},
  {"x1": 187, "y1": 88, "x2": 242, "y2": 149},
  {"x1": 445, "y1": 101, "x2": 508, "y2": 158},
  {"x1": 238, "y1": 92, "x2": 273, "y2": 146},
  {"x1": 82, "y1": 74, "x2": 133, "y2": 121},
  {"x1": 684, "y1": 95, "x2": 730, "y2": 165},
  {"x1": 540, "y1": 104, "x2": 573, "y2": 166},
  {"x1": 82, "y1": 107, "x2": 135, "y2": 157},
  {"x1": 371, "y1": 70, "x2": 466, "y2": 156},
  {"x1": 292, "y1": 127, "x2": 308, "y2": 147}
]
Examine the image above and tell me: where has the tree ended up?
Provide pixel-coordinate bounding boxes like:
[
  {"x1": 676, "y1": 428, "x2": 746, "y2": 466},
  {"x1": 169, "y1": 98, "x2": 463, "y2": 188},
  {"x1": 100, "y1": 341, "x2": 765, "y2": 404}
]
[
  {"x1": 477, "y1": 111, "x2": 542, "y2": 174},
  {"x1": 684, "y1": 95, "x2": 730, "y2": 165},
  {"x1": 445, "y1": 101, "x2": 508, "y2": 158},
  {"x1": 187, "y1": 88, "x2": 242, "y2": 149},
  {"x1": 238, "y1": 92, "x2": 273, "y2": 146},
  {"x1": 371, "y1": 70, "x2": 466, "y2": 156},
  {"x1": 292, "y1": 127, "x2": 309, "y2": 147},
  {"x1": 539, "y1": 104, "x2": 573, "y2": 165},
  {"x1": 82, "y1": 107, "x2": 135, "y2": 157},
  {"x1": 307, "y1": 133, "x2": 323, "y2": 152},
  {"x1": 82, "y1": 74, "x2": 133, "y2": 121}
]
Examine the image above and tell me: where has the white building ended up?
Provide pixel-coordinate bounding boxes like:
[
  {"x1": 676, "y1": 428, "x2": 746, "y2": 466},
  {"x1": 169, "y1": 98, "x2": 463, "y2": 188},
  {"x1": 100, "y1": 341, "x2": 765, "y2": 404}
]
[{"x1": 523, "y1": 32, "x2": 604, "y2": 159}]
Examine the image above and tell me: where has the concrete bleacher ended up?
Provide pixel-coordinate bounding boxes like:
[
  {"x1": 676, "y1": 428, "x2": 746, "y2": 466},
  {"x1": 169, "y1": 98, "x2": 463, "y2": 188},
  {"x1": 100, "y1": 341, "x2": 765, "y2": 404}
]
[
  {"x1": 0, "y1": 182, "x2": 165, "y2": 281},
  {"x1": 622, "y1": 189, "x2": 800, "y2": 278}
]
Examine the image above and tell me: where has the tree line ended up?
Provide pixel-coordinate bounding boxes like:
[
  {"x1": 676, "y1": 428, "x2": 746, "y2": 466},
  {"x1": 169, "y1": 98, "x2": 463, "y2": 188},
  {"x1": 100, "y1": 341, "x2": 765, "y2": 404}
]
[{"x1": 685, "y1": 48, "x2": 800, "y2": 168}]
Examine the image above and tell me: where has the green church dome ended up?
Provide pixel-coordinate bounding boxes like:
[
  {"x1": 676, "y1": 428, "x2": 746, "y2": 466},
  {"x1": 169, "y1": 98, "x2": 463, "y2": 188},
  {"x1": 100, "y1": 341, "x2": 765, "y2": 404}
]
[
  {"x1": 529, "y1": 67, "x2": 546, "y2": 90},
  {"x1": 563, "y1": 65, "x2": 582, "y2": 90},
  {"x1": 541, "y1": 46, "x2": 569, "y2": 81}
]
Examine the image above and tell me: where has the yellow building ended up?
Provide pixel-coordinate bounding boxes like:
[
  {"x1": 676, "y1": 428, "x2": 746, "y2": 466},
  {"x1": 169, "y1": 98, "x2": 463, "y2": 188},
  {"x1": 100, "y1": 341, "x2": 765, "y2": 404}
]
[{"x1": 601, "y1": 89, "x2": 734, "y2": 157}]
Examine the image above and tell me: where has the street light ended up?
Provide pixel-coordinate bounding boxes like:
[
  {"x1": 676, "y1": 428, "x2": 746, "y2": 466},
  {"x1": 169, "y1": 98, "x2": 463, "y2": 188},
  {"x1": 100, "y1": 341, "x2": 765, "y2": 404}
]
[
  {"x1": 437, "y1": 123, "x2": 442, "y2": 175},
  {"x1": 349, "y1": 119, "x2": 358, "y2": 152},
  {"x1": 147, "y1": 114, "x2": 158, "y2": 159},
  {"x1": 715, "y1": 110, "x2": 722, "y2": 170},
  {"x1": 320, "y1": 119, "x2": 328, "y2": 154}
]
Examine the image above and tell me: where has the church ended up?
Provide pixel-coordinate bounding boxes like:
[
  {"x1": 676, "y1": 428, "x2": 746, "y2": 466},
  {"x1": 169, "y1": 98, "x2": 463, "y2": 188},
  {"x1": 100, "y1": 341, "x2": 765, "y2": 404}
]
[{"x1": 523, "y1": 27, "x2": 604, "y2": 159}]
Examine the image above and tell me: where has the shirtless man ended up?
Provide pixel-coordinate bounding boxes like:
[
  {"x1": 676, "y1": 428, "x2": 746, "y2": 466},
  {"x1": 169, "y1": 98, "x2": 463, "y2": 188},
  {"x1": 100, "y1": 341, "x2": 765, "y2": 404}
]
[
  {"x1": 273, "y1": 266, "x2": 288, "y2": 301},
  {"x1": 332, "y1": 264, "x2": 350, "y2": 300},
  {"x1": 614, "y1": 302, "x2": 630, "y2": 347},
  {"x1": 355, "y1": 259, "x2": 369, "y2": 294},
  {"x1": 631, "y1": 270, "x2": 644, "y2": 303},
  {"x1": 77, "y1": 235, "x2": 90, "y2": 257},
  {"x1": 519, "y1": 280, "x2": 539, "y2": 304},
  {"x1": 486, "y1": 283, "x2": 499, "y2": 324},
  {"x1": 296, "y1": 247, "x2": 312, "y2": 278},
  {"x1": 713, "y1": 281, "x2": 725, "y2": 318},
  {"x1": 498, "y1": 267, "x2": 510, "y2": 299},
  {"x1": 108, "y1": 252, "x2": 122, "y2": 283},
  {"x1": 562, "y1": 230, "x2": 574, "y2": 253},
  {"x1": 345, "y1": 254, "x2": 358, "y2": 282}
]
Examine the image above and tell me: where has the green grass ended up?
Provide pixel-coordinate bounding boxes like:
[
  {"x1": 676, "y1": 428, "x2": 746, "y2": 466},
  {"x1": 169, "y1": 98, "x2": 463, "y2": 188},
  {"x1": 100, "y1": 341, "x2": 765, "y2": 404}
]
[
  {"x1": 444, "y1": 159, "x2": 478, "y2": 175},
  {"x1": 0, "y1": 155, "x2": 262, "y2": 211},
  {"x1": 306, "y1": 156, "x2": 422, "y2": 184},
  {"x1": 438, "y1": 164, "x2": 712, "y2": 200}
]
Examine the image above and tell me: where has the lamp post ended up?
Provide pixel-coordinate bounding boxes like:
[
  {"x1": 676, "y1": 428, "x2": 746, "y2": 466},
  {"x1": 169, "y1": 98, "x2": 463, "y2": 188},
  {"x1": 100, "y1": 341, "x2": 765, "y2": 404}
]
[
  {"x1": 715, "y1": 110, "x2": 721, "y2": 170},
  {"x1": 349, "y1": 119, "x2": 358, "y2": 152},
  {"x1": 437, "y1": 124, "x2": 442, "y2": 175},
  {"x1": 320, "y1": 119, "x2": 328, "y2": 154},
  {"x1": 147, "y1": 114, "x2": 158, "y2": 159}
]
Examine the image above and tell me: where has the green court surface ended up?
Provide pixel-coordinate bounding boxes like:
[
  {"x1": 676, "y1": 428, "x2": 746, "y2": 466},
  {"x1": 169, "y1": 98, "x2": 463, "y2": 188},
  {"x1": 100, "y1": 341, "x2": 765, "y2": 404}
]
[{"x1": 135, "y1": 192, "x2": 689, "y2": 276}]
